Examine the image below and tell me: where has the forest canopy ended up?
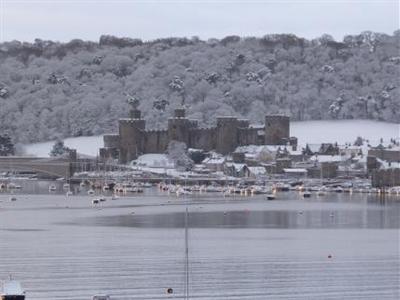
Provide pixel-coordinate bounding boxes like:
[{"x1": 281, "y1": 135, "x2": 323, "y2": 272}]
[{"x1": 0, "y1": 31, "x2": 399, "y2": 144}]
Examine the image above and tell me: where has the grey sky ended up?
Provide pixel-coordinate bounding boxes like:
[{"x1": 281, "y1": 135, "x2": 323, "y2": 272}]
[{"x1": 0, "y1": 0, "x2": 398, "y2": 43}]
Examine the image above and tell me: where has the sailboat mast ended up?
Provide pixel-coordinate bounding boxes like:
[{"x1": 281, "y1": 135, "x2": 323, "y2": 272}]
[{"x1": 184, "y1": 206, "x2": 189, "y2": 299}]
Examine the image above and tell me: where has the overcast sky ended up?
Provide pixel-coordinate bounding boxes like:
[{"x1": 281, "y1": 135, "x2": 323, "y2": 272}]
[{"x1": 0, "y1": 0, "x2": 398, "y2": 43}]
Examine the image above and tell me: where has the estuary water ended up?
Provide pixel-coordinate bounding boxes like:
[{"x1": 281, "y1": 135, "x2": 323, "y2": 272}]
[{"x1": 0, "y1": 185, "x2": 399, "y2": 299}]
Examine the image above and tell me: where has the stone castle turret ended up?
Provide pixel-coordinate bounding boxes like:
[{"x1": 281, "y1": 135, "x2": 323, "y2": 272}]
[
  {"x1": 216, "y1": 117, "x2": 239, "y2": 154},
  {"x1": 119, "y1": 108, "x2": 145, "y2": 163},
  {"x1": 264, "y1": 115, "x2": 290, "y2": 145}
]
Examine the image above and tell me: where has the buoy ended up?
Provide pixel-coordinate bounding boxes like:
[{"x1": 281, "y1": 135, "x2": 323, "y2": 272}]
[
  {"x1": 299, "y1": 211, "x2": 303, "y2": 214},
  {"x1": 167, "y1": 287, "x2": 173, "y2": 294},
  {"x1": 328, "y1": 254, "x2": 332, "y2": 259}
]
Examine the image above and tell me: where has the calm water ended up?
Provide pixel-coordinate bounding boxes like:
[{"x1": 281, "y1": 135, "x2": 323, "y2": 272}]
[{"x1": 0, "y1": 183, "x2": 399, "y2": 299}]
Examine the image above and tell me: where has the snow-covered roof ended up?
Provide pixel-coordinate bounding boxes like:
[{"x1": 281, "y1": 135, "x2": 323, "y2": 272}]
[
  {"x1": 188, "y1": 148, "x2": 203, "y2": 152},
  {"x1": 310, "y1": 155, "x2": 343, "y2": 163},
  {"x1": 202, "y1": 157, "x2": 225, "y2": 164},
  {"x1": 339, "y1": 145, "x2": 362, "y2": 150},
  {"x1": 235, "y1": 145, "x2": 264, "y2": 154},
  {"x1": 132, "y1": 154, "x2": 174, "y2": 168},
  {"x1": 225, "y1": 162, "x2": 247, "y2": 171},
  {"x1": 1, "y1": 281, "x2": 24, "y2": 295},
  {"x1": 377, "y1": 158, "x2": 400, "y2": 169},
  {"x1": 289, "y1": 150, "x2": 303, "y2": 156},
  {"x1": 250, "y1": 124, "x2": 265, "y2": 129},
  {"x1": 265, "y1": 145, "x2": 284, "y2": 152},
  {"x1": 248, "y1": 166, "x2": 267, "y2": 175},
  {"x1": 383, "y1": 147, "x2": 400, "y2": 152},
  {"x1": 306, "y1": 144, "x2": 321, "y2": 153},
  {"x1": 235, "y1": 145, "x2": 281, "y2": 154},
  {"x1": 283, "y1": 168, "x2": 307, "y2": 173}
]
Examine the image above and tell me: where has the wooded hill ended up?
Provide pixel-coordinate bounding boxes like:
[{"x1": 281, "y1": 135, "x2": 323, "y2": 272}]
[{"x1": 0, "y1": 31, "x2": 398, "y2": 143}]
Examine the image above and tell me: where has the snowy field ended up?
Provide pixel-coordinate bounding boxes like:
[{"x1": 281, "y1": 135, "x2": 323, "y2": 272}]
[
  {"x1": 291, "y1": 119, "x2": 399, "y2": 146},
  {"x1": 22, "y1": 135, "x2": 104, "y2": 158},
  {"x1": 22, "y1": 120, "x2": 399, "y2": 157}
]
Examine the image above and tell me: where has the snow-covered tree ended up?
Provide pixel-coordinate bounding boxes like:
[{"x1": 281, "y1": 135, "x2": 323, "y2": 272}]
[
  {"x1": 167, "y1": 140, "x2": 193, "y2": 170},
  {"x1": 0, "y1": 134, "x2": 14, "y2": 156},
  {"x1": 49, "y1": 140, "x2": 71, "y2": 157}
]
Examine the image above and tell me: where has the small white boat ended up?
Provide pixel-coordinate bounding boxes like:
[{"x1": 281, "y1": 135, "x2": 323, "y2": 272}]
[
  {"x1": 275, "y1": 182, "x2": 290, "y2": 192},
  {"x1": 63, "y1": 183, "x2": 70, "y2": 190},
  {"x1": 316, "y1": 187, "x2": 327, "y2": 196},
  {"x1": 1, "y1": 280, "x2": 25, "y2": 300},
  {"x1": 49, "y1": 185, "x2": 57, "y2": 192},
  {"x1": 7, "y1": 183, "x2": 22, "y2": 190},
  {"x1": 87, "y1": 189, "x2": 95, "y2": 195},
  {"x1": 266, "y1": 193, "x2": 276, "y2": 200},
  {"x1": 66, "y1": 191, "x2": 73, "y2": 197},
  {"x1": 92, "y1": 295, "x2": 111, "y2": 300},
  {"x1": 334, "y1": 187, "x2": 344, "y2": 193}
]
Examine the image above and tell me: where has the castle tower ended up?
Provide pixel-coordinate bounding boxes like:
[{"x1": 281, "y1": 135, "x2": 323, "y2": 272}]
[
  {"x1": 118, "y1": 110, "x2": 145, "y2": 163},
  {"x1": 216, "y1": 117, "x2": 238, "y2": 154},
  {"x1": 168, "y1": 108, "x2": 190, "y2": 145},
  {"x1": 265, "y1": 115, "x2": 290, "y2": 145}
]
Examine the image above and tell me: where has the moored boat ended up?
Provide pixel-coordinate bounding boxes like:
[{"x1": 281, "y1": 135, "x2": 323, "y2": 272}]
[
  {"x1": 1, "y1": 280, "x2": 25, "y2": 300},
  {"x1": 92, "y1": 295, "x2": 111, "y2": 300},
  {"x1": 266, "y1": 193, "x2": 276, "y2": 200}
]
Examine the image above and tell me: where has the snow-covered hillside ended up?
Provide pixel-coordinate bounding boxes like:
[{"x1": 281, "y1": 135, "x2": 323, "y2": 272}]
[{"x1": 22, "y1": 120, "x2": 399, "y2": 158}]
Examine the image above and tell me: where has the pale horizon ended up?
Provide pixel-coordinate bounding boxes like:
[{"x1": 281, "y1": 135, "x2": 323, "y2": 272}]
[{"x1": 0, "y1": 0, "x2": 398, "y2": 43}]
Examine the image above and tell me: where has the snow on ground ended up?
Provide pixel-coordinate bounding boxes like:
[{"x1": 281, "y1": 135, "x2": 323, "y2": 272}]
[
  {"x1": 21, "y1": 120, "x2": 399, "y2": 157},
  {"x1": 22, "y1": 135, "x2": 104, "y2": 157},
  {"x1": 292, "y1": 120, "x2": 399, "y2": 146}
]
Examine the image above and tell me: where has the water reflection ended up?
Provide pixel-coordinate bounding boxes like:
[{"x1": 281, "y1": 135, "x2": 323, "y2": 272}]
[{"x1": 80, "y1": 208, "x2": 400, "y2": 229}]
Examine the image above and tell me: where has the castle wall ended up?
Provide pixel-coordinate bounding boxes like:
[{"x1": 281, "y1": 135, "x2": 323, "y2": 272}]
[
  {"x1": 237, "y1": 119, "x2": 250, "y2": 128},
  {"x1": 144, "y1": 130, "x2": 169, "y2": 153},
  {"x1": 119, "y1": 118, "x2": 145, "y2": 163},
  {"x1": 103, "y1": 134, "x2": 120, "y2": 148},
  {"x1": 189, "y1": 128, "x2": 217, "y2": 151},
  {"x1": 238, "y1": 128, "x2": 259, "y2": 146},
  {"x1": 108, "y1": 107, "x2": 294, "y2": 164},
  {"x1": 216, "y1": 117, "x2": 238, "y2": 154},
  {"x1": 368, "y1": 149, "x2": 400, "y2": 163},
  {"x1": 265, "y1": 115, "x2": 290, "y2": 145},
  {"x1": 371, "y1": 168, "x2": 400, "y2": 187},
  {"x1": 168, "y1": 118, "x2": 191, "y2": 144}
]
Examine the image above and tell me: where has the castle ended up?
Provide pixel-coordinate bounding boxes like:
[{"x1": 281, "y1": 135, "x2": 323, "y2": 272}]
[{"x1": 100, "y1": 107, "x2": 297, "y2": 164}]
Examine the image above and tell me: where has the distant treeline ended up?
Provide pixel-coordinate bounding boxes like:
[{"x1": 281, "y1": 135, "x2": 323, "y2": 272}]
[{"x1": 0, "y1": 31, "x2": 399, "y2": 143}]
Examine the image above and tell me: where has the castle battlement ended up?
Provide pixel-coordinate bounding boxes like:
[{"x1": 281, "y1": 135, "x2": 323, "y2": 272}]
[
  {"x1": 190, "y1": 127, "x2": 216, "y2": 132},
  {"x1": 119, "y1": 118, "x2": 143, "y2": 123},
  {"x1": 101, "y1": 107, "x2": 294, "y2": 163},
  {"x1": 145, "y1": 129, "x2": 168, "y2": 134}
]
